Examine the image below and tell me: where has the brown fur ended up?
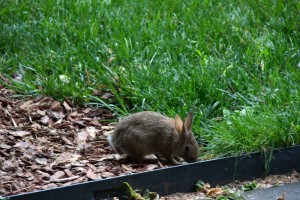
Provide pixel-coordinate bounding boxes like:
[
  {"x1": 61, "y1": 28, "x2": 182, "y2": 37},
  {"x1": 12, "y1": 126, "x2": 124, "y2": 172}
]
[{"x1": 107, "y1": 111, "x2": 199, "y2": 165}]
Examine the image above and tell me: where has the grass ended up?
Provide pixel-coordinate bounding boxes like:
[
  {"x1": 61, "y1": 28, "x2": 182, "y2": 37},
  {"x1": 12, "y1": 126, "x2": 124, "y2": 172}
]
[{"x1": 1, "y1": 0, "x2": 300, "y2": 158}]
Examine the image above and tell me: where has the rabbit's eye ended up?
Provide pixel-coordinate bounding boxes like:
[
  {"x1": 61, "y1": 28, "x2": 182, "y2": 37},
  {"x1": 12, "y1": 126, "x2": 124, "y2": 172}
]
[{"x1": 184, "y1": 146, "x2": 190, "y2": 152}]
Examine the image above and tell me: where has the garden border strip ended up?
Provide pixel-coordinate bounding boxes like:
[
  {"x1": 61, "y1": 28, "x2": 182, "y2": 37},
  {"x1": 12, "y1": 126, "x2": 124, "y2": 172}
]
[{"x1": 8, "y1": 145, "x2": 300, "y2": 200}]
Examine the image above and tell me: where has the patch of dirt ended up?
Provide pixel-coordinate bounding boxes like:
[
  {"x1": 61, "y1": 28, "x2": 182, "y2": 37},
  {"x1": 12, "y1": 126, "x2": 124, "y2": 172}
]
[{"x1": 0, "y1": 84, "x2": 168, "y2": 197}]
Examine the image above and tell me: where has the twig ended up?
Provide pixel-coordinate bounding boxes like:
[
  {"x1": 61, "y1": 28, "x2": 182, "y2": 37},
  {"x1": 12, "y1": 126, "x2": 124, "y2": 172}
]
[{"x1": 2, "y1": 107, "x2": 18, "y2": 127}]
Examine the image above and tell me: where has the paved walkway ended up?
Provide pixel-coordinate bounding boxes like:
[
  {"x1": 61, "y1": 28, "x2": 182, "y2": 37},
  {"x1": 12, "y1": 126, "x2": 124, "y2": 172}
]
[{"x1": 243, "y1": 181, "x2": 300, "y2": 200}]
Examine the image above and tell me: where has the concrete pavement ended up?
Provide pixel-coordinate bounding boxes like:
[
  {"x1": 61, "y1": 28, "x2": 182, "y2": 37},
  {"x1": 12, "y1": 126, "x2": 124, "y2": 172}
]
[{"x1": 243, "y1": 181, "x2": 300, "y2": 200}]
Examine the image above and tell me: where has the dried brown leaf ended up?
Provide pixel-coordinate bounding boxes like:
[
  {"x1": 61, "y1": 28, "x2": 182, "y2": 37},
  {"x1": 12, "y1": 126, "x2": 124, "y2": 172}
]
[{"x1": 206, "y1": 187, "x2": 225, "y2": 196}]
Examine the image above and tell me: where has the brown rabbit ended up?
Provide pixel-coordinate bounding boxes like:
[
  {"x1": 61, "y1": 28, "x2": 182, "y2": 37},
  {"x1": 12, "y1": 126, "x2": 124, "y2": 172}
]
[{"x1": 107, "y1": 111, "x2": 199, "y2": 165}]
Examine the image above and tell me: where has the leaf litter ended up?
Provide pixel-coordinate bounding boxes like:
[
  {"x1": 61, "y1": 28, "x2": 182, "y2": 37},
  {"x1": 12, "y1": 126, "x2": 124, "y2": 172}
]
[{"x1": 0, "y1": 86, "x2": 165, "y2": 197}]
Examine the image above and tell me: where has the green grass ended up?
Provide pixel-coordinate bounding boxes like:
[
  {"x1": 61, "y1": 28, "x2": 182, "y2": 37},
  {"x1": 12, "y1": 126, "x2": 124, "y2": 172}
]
[{"x1": 1, "y1": 0, "x2": 300, "y2": 158}]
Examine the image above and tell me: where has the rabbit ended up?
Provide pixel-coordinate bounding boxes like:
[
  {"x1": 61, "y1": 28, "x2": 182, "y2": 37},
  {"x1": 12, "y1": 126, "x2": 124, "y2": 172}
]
[{"x1": 107, "y1": 111, "x2": 199, "y2": 165}]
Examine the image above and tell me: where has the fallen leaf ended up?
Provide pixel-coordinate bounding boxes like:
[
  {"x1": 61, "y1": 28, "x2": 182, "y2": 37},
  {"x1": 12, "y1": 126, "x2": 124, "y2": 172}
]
[{"x1": 206, "y1": 187, "x2": 225, "y2": 196}]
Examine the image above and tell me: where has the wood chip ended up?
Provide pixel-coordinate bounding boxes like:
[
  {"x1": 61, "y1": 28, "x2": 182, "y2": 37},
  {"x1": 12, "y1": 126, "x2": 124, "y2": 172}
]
[
  {"x1": 86, "y1": 169, "x2": 98, "y2": 180},
  {"x1": 50, "y1": 176, "x2": 80, "y2": 183},
  {"x1": 63, "y1": 101, "x2": 72, "y2": 111},
  {"x1": 9, "y1": 130, "x2": 31, "y2": 137},
  {"x1": 50, "y1": 171, "x2": 65, "y2": 181}
]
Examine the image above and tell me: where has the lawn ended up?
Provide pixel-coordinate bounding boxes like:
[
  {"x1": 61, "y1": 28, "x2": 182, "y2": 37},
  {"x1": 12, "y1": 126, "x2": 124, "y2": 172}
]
[{"x1": 1, "y1": 0, "x2": 299, "y2": 158}]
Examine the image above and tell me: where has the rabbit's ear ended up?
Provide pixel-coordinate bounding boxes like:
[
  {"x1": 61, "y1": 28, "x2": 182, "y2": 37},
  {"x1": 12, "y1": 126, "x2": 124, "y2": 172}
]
[
  {"x1": 184, "y1": 112, "x2": 193, "y2": 131},
  {"x1": 175, "y1": 114, "x2": 184, "y2": 134}
]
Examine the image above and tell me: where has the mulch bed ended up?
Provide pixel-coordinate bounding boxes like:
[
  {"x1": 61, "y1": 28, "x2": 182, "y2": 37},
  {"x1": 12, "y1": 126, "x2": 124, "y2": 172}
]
[{"x1": 0, "y1": 84, "x2": 168, "y2": 197}]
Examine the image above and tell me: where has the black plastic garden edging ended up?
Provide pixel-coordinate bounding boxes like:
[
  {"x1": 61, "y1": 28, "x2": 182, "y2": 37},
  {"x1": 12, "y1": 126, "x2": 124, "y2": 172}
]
[{"x1": 8, "y1": 145, "x2": 300, "y2": 200}]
